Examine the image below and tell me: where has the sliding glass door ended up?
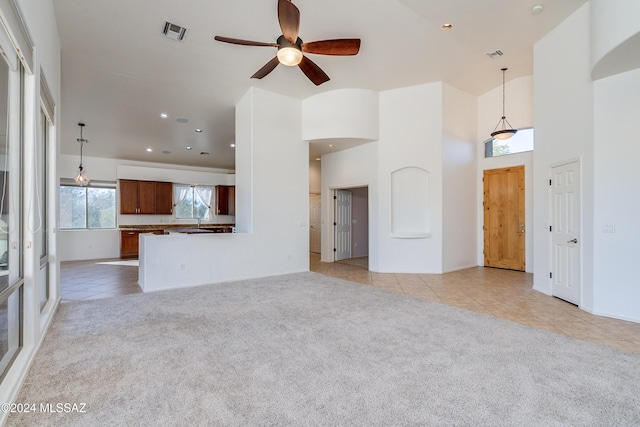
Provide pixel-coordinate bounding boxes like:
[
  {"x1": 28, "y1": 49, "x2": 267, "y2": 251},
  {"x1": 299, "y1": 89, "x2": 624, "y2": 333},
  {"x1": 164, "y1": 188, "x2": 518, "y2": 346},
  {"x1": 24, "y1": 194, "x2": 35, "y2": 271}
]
[{"x1": 0, "y1": 47, "x2": 23, "y2": 379}]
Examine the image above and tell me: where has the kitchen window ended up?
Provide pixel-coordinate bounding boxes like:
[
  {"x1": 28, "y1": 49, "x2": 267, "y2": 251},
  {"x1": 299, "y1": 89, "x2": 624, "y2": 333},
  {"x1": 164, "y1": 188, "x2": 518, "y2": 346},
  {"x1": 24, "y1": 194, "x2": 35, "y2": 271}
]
[
  {"x1": 173, "y1": 184, "x2": 213, "y2": 220},
  {"x1": 59, "y1": 181, "x2": 117, "y2": 229}
]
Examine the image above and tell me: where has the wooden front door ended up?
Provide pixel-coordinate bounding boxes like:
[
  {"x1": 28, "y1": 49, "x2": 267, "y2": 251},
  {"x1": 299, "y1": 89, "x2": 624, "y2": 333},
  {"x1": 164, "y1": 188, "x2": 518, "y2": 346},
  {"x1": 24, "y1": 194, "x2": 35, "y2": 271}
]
[{"x1": 483, "y1": 166, "x2": 525, "y2": 271}]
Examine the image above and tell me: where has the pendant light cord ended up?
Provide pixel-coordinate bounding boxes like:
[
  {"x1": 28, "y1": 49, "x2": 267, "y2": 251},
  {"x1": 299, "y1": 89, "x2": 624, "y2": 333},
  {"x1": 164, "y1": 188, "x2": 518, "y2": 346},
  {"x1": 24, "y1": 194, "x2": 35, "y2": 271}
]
[
  {"x1": 502, "y1": 68, "x2": 506, "y2": 119},
  {"x1": 79, "y1": 125, "x2": 84, "y2": 171}
]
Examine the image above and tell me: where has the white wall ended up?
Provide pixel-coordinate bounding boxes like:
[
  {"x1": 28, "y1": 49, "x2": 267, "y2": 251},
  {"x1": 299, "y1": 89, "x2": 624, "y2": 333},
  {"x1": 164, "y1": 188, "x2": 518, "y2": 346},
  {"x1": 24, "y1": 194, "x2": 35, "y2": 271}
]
[
  {"x1": 58, "y1": 230, "x2": 119, "y2": 261},
  {"x1": 533, "y1": 4, "x2": 595, "y2": 310},
  {"x1": 591, "y1": 0, "x2": 640, "y2": 79},
  {"x1": 442, "y1": 83, "x2": 477, "y2": 273},
  {"x1": 140, "y1": 88, "x2": 309, "y2": 291},
  {"x1": 309, "y1": 160, "x2": 321, "y2": 194},
  {"x1": 377, "y1": 83, "x2": 444, "y2": 273},
  {"x1": 592, "y1": 68, "x2": 640, "y2": 322},
  {"x1": 476, "y1": 76, "x2": 534, "y2": 272},
  {"x1": 302, "y1": 89, "x2": 379, "y2": 142}
]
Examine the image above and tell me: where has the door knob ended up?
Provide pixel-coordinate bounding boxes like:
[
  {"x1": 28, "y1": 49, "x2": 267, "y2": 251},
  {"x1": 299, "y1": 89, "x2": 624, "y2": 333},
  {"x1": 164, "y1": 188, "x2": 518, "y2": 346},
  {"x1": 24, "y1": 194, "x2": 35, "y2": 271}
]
[{"x1": 567, "y1": 238, "x2": 578, "y2": 244}]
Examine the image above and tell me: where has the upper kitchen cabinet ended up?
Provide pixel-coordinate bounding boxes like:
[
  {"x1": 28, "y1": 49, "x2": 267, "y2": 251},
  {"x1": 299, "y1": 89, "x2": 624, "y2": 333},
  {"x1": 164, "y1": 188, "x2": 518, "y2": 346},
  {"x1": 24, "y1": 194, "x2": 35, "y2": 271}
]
[
  {"x1": 215, "y1": 185, "x2": 235, "y2": 216},
  {"x1": 120, "y1": 179, "x2": 173, "y2": 215}
]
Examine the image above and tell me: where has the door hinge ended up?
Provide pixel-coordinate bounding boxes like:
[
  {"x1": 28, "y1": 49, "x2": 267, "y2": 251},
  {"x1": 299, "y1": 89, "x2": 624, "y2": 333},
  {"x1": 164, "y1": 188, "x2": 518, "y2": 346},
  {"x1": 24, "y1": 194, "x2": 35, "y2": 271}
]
[
  {"x1": 550, "y1": 272, "x2": 553, "y2": 278},
  {"x1": 334, "y1": 196, "x2": 337, "y2": 200},
  {"x1": 549, "y1": 225, "x2": 552, "y2": 232},
  {"x1": 333, "y1": 248, "x2": 337, "y2": 252},
  {"x1": 549, "y1": 179, "x2": 552, "y2": 186},
  {"x1": 333, "y1": 222, "x2": 337, "y2": 226}
]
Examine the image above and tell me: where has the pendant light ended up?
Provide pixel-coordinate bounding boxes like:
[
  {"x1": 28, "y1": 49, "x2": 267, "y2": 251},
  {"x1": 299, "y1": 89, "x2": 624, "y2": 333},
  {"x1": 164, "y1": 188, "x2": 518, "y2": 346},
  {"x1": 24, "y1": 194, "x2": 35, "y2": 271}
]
[
  {"x1": 74, "y1": 123, "x2": 90, "y2": 186},
  {"x1": 490, "y1": 68, "x2": 517, "y2": 140}
]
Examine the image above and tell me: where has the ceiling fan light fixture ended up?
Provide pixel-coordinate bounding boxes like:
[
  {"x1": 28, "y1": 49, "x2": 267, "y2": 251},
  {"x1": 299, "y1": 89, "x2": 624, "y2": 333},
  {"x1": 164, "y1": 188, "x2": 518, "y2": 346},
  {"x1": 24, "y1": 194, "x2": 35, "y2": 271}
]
[
  {"x1": 277, "y1": 46, "x2": 302, "y2": 66},
  {"x1": 490, "y1": 68, "x2": 517, "y2": 141}
]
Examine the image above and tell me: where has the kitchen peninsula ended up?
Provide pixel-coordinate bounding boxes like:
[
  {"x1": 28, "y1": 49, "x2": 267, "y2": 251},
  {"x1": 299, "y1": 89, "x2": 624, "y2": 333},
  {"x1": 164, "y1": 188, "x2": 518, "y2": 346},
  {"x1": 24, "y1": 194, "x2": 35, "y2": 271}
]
[{"x1": 119, "y1": 224, "x2": 234, "y2": 259}]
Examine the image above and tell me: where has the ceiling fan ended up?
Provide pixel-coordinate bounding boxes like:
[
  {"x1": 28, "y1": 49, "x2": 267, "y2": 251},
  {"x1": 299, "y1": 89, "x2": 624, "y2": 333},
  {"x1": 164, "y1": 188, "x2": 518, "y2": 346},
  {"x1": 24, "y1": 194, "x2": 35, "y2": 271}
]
[{"x1": 214, "y1": 0, "x2": 361, "y2": 86}]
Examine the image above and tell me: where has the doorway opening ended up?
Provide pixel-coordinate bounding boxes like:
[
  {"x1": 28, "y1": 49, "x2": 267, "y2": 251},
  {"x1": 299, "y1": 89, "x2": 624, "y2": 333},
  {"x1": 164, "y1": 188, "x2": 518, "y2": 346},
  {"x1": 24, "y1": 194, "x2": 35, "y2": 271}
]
[{"x1": 334, "y1": 187, "x2": 369, "y2": 268}]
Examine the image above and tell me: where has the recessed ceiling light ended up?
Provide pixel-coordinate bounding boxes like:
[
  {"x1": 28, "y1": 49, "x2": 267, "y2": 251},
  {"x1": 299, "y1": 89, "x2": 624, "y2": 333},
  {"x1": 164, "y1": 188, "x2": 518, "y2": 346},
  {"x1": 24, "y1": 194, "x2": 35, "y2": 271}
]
[
  {"x1": 176, "y1": 117, "x2": 189, "y2": 123},
  {"x1": 329, "y1": 144, "x2": 334, "y2": 148},
  {"x1": 230, "y1": 143, "x2": 236, "y2": 148},
  {"x1": 531, "y1": 4, "x2": 544, "y2": 15},
  {"x1": 186, "y1": 146, "x2": 192, "y2": 150},
  {"x1": 441, "y1": 24, "x2": 453, "y2": 30},
  {"x1": 315, "y1": 157, "x2": 321, "y2": 161},
  {"x1": 146, "y1": 148, "x2": 153, "y2": 152},
  {"x1": 195, "y1": 128, "x2": 203, "y2": 133},
  {"x1": 160, "y1": 113, "x2": 168, "y2": 119}
]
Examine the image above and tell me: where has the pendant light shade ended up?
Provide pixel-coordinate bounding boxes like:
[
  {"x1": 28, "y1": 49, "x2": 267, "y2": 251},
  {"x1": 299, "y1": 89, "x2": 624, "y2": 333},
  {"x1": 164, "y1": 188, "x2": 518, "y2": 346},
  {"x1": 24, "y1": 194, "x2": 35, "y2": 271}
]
[
  {"x1": 490, "y1": 68, "x2": 517, "y2": 140},
  {"x1": 74, "y1": 123, "x2": 90, "y2": 186}
]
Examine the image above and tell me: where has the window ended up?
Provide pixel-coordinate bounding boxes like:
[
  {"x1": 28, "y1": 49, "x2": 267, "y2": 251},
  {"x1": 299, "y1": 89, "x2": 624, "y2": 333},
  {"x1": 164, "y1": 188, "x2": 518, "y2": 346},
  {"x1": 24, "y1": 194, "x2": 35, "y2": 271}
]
[
  {"x1": 484, "y1": 128, "x2": 534, "y2": 158},
  {"x1": 174, "y1": 184, "x2": 213, "y2": 219},
  {"x1": 59, "y1": 183, "x2": 117, "y2": 229}
]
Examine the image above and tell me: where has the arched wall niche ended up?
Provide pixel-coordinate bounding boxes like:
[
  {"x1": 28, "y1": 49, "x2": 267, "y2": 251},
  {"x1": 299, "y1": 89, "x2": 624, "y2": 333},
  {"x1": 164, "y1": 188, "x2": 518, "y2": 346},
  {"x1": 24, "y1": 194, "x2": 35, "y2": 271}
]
[{"x1": 390, "y1": 166, "x2": 430, "y2": 238}]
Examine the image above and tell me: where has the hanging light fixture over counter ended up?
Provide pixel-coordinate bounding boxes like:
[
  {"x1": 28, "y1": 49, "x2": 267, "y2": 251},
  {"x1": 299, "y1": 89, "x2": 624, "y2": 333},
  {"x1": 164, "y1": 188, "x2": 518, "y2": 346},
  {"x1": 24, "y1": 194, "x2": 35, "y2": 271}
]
[
  {"x1": 74, "y1": 122, "x2": 90, "y2": 186},
  {"x1": 491, "y1": 67, "x2": 517, "y2": 140}
]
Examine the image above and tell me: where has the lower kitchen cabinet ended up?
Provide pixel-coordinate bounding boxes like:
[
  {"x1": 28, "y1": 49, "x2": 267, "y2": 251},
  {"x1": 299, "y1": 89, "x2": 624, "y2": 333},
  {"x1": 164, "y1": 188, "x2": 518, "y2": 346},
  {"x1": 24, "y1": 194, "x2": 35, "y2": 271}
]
[{"x1": 120, "y1": 230, "x2": 164, "y2": 259}]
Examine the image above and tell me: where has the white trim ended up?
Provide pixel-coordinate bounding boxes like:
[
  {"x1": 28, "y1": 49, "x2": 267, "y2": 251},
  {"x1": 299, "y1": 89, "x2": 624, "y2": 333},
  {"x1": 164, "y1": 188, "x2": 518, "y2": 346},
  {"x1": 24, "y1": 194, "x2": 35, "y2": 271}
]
[{"x1": 0, "y1": 0, "x2": 33, "y2": 73}]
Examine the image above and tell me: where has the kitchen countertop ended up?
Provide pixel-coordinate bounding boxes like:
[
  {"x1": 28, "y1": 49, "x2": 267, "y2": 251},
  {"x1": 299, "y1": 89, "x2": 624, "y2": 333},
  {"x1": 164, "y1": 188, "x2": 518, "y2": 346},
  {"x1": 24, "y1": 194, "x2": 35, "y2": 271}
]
[{"x1": 120, "y1": 224, "x2": 234, "y2": 231}]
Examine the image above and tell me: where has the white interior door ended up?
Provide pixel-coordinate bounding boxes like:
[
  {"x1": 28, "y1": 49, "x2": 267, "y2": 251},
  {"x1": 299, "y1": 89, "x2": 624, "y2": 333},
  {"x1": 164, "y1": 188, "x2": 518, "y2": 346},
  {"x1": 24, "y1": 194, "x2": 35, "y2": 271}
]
[
  {"x1": 551, "y1": 161, "x2": 581, "y2": 305},
  {"x1": 309, "y1": 194, "x2": 321, "y2": 254},
  {"x1": 334, "y1": 190, "x2": 352, "y2": 261}
]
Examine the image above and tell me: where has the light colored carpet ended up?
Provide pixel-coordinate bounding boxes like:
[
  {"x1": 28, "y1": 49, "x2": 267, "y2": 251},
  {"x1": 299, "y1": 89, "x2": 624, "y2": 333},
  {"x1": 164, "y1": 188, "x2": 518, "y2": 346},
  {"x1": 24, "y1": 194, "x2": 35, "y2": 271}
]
[
  {"x1": 95, "y1": 260, "x2": 139, "y2": 267},
  {"x1": 8, "y1": 272, "x2": 640, "y2": 426}
]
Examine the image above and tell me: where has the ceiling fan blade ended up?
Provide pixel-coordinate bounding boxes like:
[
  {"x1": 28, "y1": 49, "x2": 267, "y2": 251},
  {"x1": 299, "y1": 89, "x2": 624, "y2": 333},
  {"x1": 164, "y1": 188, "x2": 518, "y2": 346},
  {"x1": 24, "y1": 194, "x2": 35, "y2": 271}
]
[
  {"x1": 251, "y1": 56, "x2": 281, "y2": 79},
  {"x1": 214, "y1": 36, "x2": 278, "y2": 47},
  {"x1": 278, "y1": 0, "x2": 300, "y2": 43},
  {"x1": 302, "y1": 39, "x2": 361, "y2": 56},
  {"x1": 298, "y1": 56, "x2": 330, "y2": 86}
]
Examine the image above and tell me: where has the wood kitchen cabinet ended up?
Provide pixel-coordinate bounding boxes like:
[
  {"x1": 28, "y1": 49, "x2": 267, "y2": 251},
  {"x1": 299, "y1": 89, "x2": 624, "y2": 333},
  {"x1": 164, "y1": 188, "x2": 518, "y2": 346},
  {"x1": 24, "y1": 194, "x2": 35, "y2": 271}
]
[
  {"x1": 215, "y1": 185, "x2": 235, "y2": 215},
  {"x1": 120, "y1": 230, "x2": 164, "y2": 259},
  {"x1": 120, "y1": 180, "x2": 173, "y2": 215}
]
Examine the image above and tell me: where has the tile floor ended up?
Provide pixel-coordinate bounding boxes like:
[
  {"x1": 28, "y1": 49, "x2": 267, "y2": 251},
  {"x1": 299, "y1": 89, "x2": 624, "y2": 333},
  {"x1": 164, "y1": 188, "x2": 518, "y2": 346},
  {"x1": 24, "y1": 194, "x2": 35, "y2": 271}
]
[
  {"x1": 311, "y1": 254, "x2": 640, "y2": 354},
  {"x1": 60, "y1": 259, "x2": 141, "y2": 303},
  {"x1": 60, "y1": 255, "x2": 640, "y2": 354}
]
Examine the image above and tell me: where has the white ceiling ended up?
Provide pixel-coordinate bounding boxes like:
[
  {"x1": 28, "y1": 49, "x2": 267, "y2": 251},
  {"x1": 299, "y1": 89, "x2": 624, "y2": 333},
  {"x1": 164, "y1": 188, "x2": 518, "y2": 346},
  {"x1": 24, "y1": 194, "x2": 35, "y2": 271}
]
[{"x1": 53, "y1": 0, "x2": 587, "y2": 169}]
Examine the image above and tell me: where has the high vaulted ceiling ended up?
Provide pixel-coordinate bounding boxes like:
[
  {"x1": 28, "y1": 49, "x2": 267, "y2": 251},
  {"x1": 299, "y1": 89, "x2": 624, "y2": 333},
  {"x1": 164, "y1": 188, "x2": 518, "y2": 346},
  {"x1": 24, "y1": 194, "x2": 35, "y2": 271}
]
[{"x1": 53, "y1": 0, "x2": 587, "y2": 170}]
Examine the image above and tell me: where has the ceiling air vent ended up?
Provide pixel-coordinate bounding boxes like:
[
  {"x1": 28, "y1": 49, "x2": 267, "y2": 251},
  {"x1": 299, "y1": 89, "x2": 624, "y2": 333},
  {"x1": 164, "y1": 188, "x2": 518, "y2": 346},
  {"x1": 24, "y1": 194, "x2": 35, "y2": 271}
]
[
  {"x1": 485, "y1": 50, "x2": 504, "y2": 59},
  {"x1": 162, "y1": 21, "x2": 187, "y2": 42}
]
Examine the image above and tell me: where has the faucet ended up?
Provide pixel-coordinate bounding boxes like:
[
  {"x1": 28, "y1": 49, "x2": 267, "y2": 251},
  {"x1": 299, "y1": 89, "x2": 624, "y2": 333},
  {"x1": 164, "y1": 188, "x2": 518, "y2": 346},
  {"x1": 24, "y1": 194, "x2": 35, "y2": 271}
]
[{"x1": 197, "y1": 218, "x2": 201, "y2": 228}]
